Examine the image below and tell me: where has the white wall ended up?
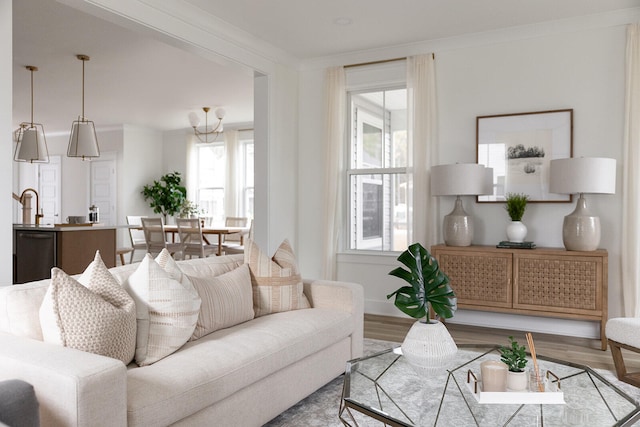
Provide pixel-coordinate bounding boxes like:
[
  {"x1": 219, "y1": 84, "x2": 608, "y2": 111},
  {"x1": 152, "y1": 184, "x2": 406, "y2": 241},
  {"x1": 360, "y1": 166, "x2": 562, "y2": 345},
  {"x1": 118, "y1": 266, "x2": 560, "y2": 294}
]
[
  {"x1": 119, "y1": 125, "x2": 163, "y2": 247},
  {"x1": 1, "y1": 1, "x2": 12, "y2": 285},
  {"x1": 297, "y1": 19, "x2": 630, "y2": 339}
]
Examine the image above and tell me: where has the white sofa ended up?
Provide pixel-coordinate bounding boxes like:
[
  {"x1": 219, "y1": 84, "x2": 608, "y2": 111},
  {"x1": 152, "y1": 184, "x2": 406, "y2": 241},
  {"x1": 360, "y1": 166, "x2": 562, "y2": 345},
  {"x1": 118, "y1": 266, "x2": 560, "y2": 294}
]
[{"x1": 0, "y1": 254, "x2": 364, "y2": 426}]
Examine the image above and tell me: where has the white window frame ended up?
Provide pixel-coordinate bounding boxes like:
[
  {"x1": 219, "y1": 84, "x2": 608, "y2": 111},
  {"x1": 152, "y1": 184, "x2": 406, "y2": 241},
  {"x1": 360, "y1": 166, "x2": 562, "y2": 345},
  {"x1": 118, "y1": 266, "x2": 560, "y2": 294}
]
[
  {"x1": 196, "y1": 141, "x2": 225, "y2": 225},
  {"x1": 346, "y1": 86, "x2": 409, "y2": 253}
]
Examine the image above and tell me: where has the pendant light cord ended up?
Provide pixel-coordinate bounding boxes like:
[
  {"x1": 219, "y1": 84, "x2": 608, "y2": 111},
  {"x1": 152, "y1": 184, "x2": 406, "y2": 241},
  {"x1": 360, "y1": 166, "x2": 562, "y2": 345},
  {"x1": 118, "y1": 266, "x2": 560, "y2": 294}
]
[
  {"x1": 77, "y1": 54, "x2": 90, "y2": 121},
  {"x1": 81, "y1": 57, "x2": 85, "y2": 119},
  {"x1": 26, "y1": 65, "x2": 37, "y2": 126}
]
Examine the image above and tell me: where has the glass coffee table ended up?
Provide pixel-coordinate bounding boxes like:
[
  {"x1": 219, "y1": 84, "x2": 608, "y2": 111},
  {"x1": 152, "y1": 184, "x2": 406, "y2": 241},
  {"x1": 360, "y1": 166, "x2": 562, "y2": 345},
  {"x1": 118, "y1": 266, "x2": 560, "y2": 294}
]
[{"x1": 340, "y1": 345, "x2": 640, "y2": 426}]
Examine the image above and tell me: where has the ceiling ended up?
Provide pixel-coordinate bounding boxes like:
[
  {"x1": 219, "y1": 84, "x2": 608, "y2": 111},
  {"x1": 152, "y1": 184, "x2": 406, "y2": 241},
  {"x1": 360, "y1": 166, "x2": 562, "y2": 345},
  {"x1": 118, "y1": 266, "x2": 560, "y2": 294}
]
[{"x1": 13, "y1": 0, "x2": 639, "y2": 135}]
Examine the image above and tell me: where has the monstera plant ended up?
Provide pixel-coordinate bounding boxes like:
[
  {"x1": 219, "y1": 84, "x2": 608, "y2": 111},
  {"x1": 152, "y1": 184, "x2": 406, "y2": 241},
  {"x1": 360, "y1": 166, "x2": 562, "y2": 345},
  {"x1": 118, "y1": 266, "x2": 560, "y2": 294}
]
[
  {"x1": 387, "y1": 242, "x2": 457, "y2": 323},
  {"x1": 387, "y1": 242, "x2": 458, "y2": 374}
]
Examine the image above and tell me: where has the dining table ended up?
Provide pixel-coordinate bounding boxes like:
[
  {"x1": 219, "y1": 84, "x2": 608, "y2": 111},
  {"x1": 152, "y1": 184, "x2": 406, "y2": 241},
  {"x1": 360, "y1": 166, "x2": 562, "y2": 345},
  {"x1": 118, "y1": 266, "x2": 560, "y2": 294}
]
[{"x1": 134, "y1": 224, "x2": 250, "y2": 256}]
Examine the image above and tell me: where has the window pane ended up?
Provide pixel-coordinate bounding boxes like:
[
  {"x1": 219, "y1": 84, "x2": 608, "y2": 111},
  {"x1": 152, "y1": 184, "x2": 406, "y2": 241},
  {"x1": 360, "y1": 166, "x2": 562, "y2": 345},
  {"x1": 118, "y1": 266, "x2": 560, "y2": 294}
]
[
  {"x1": 244, "y1": 188, "x2": 254, "y2": 219},
  {"x1": 349, "y1": 173, "x2": 409, "y2": 251},
  {"x1": 350, "y1": 89, "x2": 407, "y2": 170},
  {"x1": 198, "y1": 144, "x2": 225, "y2": 188},
  {"x1": 198, "y1": 188, "x2": 224, "y2": 225}
]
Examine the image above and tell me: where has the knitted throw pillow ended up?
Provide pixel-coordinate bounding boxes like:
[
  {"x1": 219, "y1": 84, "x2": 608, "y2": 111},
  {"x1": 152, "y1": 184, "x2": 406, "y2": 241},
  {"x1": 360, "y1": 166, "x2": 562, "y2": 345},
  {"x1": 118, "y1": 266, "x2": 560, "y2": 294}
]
[
  {"x1": 39, "y1": 251, "x2": 137, "y2": 364},
  {"x1": 244, "y1": 239, "x2": 310, "y2": 317}
]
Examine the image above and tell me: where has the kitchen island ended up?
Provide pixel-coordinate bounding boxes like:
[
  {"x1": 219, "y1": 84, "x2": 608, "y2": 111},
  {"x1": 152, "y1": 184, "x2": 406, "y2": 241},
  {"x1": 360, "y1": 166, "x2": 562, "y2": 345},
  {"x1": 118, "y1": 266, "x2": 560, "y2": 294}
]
[{"x1": 13, "y1": 224, "x2": 117, "y2": 284}]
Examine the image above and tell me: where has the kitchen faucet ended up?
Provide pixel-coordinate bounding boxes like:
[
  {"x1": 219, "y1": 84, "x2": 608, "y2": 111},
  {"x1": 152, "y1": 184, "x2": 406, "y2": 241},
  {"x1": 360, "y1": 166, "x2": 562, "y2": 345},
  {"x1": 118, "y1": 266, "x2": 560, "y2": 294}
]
[{"x1": 19, "y1": 188, "x2": 43, "y2": 225}]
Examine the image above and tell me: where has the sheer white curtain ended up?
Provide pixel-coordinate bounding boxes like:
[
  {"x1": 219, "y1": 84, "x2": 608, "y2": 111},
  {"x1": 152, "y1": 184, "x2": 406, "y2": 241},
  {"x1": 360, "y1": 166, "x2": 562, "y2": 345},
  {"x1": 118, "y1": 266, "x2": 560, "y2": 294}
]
[
  {"x1": 407, "y1": 54, "x2": 438, "y2": 248},
  {"x1": 224, "y1": 129, "x2": 241, "y2": 218},
  {"x1": 321, "y1": 66, "x2": 346, "y2": 280},
  {"x1": 185, "y1": 134, "x2": 199, "y2": 203},
  {"x1": 622, "y1": 23, "x2": 640, "y2": 316}
]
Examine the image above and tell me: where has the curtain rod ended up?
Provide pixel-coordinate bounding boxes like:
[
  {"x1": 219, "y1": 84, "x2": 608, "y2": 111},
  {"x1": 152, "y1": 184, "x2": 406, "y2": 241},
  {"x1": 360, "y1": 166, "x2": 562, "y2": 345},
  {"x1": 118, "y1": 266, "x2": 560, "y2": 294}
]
[{"x1": 343, "y1": 53, "x2": 434, "y2": 69}]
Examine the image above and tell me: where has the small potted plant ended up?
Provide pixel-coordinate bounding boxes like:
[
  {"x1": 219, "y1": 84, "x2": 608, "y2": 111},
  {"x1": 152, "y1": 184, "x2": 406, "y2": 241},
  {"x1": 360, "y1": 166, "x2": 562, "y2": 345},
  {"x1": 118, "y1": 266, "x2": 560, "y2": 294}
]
[
  {"x1": 179, "y1": 200, "x2": 203, "y2": 218},
  {"x1": 386, "y1": 243, "x2": 458, "y2": 374},
  {"x1": 504, "y1": 192, "x2": 529, "y2": 242},
  {"x1": 499, "y1": 336, "x2": 528, "y2": 391}
]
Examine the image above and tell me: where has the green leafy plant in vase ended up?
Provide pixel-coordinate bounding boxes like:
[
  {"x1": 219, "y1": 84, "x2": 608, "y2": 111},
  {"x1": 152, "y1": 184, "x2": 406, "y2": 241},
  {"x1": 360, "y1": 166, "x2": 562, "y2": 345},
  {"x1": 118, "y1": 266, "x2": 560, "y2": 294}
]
[
  {"x1": 387, "y1": 242, "x2": 458, "y2": 374},
  {"x1": 141, "y1": 171, "x2": 187, "y2": 223},
  {"x1": 504, "y1": 192, "x2": 529, "y2": 243},
  {"x1": 499, "y1": 336, "x2": 528, "y2": 391}
]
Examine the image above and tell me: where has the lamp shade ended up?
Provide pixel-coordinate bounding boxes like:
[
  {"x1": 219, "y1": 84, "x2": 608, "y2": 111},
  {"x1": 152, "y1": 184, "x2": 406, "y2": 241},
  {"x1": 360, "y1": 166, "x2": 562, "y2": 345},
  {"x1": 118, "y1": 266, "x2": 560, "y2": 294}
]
[
  {"x1": 15, "y1": 125, "x2": 48, "y2": 163},
  {"x1": 68, "y1": 119, "x2": 100, "y2": 159},
  {"x1": 549, "y1": 157, "x2": 616, "y2": 195},
  {"x1": 188, "y1": 112, "x2": 200, "y2": 128},
  {"x1": 431, "y1": 163, "x2": 493, "y2": 196}
]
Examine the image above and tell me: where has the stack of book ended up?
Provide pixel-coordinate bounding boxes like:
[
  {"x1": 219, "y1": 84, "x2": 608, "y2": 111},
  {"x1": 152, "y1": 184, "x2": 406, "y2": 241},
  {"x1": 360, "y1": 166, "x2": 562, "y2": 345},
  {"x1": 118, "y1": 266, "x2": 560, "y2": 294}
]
[{"x1": 496, "y1": 241, "x2": 536, "y2": 249}]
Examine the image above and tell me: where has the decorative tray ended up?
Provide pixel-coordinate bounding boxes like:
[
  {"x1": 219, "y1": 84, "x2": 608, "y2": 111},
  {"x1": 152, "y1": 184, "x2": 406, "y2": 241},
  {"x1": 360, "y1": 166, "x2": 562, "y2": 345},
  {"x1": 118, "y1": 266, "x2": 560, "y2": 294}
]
[{"x1": 466, "y1": 369, "x2": 565, "y2": 405}]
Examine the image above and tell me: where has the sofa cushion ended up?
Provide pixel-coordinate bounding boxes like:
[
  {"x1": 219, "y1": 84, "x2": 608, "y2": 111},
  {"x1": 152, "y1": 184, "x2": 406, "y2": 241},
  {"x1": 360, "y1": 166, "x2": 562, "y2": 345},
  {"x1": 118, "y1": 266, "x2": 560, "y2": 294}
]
[
  {"x1": 189, "y1": 264, "x2": 254, "y2": 340},
  {"x1": 39, "y1": 251, "x2": 137, "y2": 364},
  {"x1": 245, "y1": 239, "x2": 310, "y2": 317},
  {"x1": 124, "y1": 251, "x2": 201, "y2": 366},
  {"x1": 0, "y1": 279, "x2": 50, "y2": 341},
  {"x1": 126, "y1": 307, "x2": 354, "y2": 426}
]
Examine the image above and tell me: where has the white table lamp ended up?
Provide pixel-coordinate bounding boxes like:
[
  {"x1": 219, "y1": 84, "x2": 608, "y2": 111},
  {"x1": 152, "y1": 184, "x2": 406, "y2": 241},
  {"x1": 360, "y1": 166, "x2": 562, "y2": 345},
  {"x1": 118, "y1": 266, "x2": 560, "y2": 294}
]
[
  {"x1": 549, "y1": 157, "x2": 616, "y2": 251},
  {"x1": 431, "y1": 164, "x2": 493, "y2": 246}
]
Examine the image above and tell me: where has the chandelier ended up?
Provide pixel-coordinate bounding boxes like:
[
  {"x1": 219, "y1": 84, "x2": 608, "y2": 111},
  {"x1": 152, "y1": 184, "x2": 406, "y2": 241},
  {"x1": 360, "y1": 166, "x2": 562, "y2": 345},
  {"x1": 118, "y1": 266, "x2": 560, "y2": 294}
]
[{"x1": 189, "y1": 107, "x2": 225, "y2": 143}]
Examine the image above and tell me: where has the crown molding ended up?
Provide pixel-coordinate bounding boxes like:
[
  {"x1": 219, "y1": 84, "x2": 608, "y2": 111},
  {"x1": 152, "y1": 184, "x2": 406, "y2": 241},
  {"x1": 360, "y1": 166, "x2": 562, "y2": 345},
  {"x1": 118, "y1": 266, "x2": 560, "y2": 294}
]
[{"x1": 300, "y1": 7, "x2": 640, "y2": 71}]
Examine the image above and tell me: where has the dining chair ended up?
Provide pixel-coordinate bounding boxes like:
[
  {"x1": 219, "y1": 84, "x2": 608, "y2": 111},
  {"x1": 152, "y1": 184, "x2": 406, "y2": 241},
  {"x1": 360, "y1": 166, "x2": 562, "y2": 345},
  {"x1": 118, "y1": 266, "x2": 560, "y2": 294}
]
[
  {"x1": 141, "y1": 217, "x2": 183, "y2": 259},
  {"x1": 176, "y1": 218, "x2": 217, "y2": 259},
  {"x1": 126, "y1": 215, "x2": 148, "y2": 263},
  {"x1": 222, "y1": 216, "x2": 249, "y2": 248},
  {"x1": 223, "y1": 219, "x2": 253, "y2": 255}
]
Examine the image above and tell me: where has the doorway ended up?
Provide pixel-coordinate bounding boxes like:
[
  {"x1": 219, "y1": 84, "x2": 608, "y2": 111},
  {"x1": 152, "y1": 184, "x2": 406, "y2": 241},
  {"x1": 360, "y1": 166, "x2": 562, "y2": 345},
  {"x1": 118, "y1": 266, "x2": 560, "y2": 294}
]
[{"x1": 90, "y1": 152, "x2": 116, "y2": 226}]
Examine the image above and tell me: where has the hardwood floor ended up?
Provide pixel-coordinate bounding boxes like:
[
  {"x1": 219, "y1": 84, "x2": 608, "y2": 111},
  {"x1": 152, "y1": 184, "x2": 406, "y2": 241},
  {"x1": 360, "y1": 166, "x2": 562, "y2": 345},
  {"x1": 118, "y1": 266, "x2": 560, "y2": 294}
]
[{"x1": 364, "y1": 314, "x2": 640, "y2": 372}]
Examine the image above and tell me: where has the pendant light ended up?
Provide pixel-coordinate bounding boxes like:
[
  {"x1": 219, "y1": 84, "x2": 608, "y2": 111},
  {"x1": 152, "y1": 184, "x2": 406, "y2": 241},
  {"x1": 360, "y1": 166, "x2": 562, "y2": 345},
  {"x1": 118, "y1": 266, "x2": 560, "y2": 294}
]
[
  {"x1": 67, "y1": 54, "x2": 100, "y2": 160},
  {"x1": 14, "y1": 65, "x2": 49, "y2": 163}
]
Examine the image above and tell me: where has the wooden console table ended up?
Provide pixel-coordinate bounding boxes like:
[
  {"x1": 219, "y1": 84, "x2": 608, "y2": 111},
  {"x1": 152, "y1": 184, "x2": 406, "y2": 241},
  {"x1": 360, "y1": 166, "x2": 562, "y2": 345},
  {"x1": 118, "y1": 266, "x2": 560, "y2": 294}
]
[{"x1": 431, "y1": 244, "x2": 608, "y2": 350}]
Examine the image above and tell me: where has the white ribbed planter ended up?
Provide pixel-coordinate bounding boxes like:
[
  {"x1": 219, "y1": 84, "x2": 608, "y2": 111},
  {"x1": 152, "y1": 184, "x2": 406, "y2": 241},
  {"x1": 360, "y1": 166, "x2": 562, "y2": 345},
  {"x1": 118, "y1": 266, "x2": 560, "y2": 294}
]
[{"x1": 401, "y1": 320, "x2": 457, "y2": 375}]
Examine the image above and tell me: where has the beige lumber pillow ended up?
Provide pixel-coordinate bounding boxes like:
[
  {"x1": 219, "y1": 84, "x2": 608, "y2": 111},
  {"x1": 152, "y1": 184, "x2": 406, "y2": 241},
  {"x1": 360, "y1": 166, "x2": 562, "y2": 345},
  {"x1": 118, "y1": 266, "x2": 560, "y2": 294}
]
[
  {"x1": 39, "y1": 251, "x2": 137, "y2": 364},
  {"x1": 245, "y1": 239, "x2": 310, "y2": 317},
  {"x1": 189, "y1": 264, "x2": 254, "y2": 340},
  {"x1": 124, "y1": 250, "x2": 201, "y2": 366}
]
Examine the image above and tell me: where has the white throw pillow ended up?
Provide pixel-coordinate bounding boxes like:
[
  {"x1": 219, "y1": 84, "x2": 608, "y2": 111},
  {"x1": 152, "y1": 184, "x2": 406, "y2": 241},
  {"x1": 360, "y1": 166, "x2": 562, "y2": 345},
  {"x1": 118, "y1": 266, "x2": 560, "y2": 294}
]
[
  {"x1": 245, "y1": 239, "x2": 310, "y2": 317},
  {"x1": 39, "y1": 251, "x2": 137, "y2": 364},
  {"x1": 189, "y1": 264, "x2": 254, "y2": 340},
  {"x1": 124, "y1": 250, "x2": 201, "y2": 366}
]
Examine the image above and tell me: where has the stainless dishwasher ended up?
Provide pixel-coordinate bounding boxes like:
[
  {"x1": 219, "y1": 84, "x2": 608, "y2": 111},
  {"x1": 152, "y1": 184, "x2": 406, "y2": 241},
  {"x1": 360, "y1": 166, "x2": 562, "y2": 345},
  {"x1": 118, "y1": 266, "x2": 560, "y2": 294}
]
[{"x1": 14, "y1": 230, "x2": 56, "y2": 284}]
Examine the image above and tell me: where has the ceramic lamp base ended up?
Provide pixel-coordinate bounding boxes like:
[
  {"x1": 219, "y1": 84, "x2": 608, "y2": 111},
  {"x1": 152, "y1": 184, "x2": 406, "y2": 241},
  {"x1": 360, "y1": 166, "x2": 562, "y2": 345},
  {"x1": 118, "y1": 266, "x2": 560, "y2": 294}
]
[
  {"x1": 562, "y1": 194, "x2": 600, "y2": 251},
  {"x1": 443, "y1": 197, "x2": 473, "y2": 246}
]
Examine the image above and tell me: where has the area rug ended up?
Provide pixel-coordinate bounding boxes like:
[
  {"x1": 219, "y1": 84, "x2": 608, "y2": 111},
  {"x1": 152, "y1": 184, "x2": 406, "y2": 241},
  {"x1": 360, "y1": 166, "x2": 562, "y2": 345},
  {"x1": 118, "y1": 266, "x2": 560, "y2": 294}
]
[{"x1": 264, "y1": 339, "x2": 640, "y2": 427}]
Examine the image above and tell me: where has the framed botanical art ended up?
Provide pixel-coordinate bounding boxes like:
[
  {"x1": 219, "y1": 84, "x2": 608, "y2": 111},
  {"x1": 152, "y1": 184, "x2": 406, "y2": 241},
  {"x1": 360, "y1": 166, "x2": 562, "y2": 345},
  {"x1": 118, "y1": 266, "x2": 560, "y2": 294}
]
[{"x1": 476, "y1": 109, "x2": 573, "y2": 203}]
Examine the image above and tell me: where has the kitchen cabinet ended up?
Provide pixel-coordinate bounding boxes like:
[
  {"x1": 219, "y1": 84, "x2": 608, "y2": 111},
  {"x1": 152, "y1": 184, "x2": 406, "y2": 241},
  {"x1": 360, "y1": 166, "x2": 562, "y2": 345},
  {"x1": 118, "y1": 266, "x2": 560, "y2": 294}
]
[{"x1": 13, "y1": 225, "x2": 116, "y2": 284}]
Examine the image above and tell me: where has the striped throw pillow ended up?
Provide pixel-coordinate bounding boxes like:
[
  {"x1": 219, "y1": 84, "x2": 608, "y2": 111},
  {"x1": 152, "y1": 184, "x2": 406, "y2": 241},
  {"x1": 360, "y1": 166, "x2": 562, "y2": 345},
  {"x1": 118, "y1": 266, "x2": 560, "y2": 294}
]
[
  {"x1": 124, "y1": 250, "x2": 201, "y2": 366},
  {"x1": 245, "y1": 239, "x2": 310, "y2": 317}
]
